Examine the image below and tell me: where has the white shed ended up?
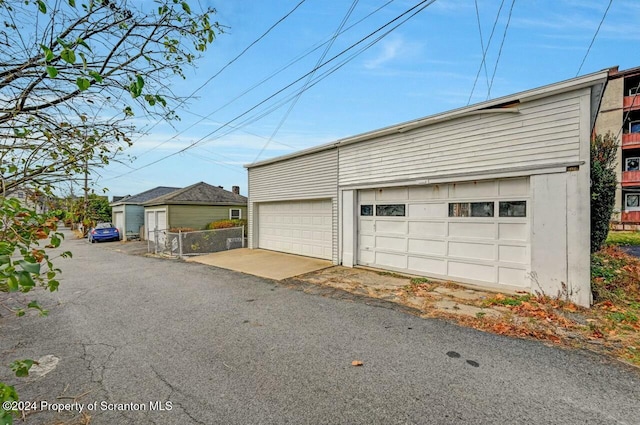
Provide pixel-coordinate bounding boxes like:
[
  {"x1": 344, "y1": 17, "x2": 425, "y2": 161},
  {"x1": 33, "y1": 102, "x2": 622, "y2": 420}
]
[{"x1": 245, "y1": 70, "x2": 609, "y2": 307}]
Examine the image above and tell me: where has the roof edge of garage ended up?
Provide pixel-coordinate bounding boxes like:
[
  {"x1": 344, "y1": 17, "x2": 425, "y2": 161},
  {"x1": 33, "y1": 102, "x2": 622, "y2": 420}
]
[{"x1": 244, "y1": 68, "x2": 610, "y2": 169}]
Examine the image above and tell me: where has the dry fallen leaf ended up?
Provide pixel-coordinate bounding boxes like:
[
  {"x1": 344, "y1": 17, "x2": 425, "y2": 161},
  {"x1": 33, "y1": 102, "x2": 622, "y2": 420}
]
[{"x1": 351, "y1": 360, "x2": 363, "y2": 366}]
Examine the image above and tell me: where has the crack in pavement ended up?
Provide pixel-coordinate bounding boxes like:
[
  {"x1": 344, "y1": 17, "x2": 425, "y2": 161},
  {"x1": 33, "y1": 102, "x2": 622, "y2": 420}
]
[{"x1": 150, "y1": 365, "x2": 206, "y2": 425}]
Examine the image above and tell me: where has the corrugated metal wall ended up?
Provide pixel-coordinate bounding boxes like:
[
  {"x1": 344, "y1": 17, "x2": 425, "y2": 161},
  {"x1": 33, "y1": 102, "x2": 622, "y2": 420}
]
[{"x1": 248, "y1": 149, "x2": 338, "y2": 263}]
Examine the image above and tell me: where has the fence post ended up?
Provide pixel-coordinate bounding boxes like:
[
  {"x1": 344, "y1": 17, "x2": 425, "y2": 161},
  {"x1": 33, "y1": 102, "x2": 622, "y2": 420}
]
[
  {"x1": 178, "y1": 230, "x2": 183, "y2": 259},
  {"x1": 154, "y1": 228, "x2": 158, "y2": 255},
  {"x1": 242, "y1": 225, "x2": 246, "y2": 248}
]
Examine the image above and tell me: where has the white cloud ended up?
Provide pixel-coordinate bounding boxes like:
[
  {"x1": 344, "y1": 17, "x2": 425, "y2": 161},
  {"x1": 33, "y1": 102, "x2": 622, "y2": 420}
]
[{"x1": 364, "y1": 35, "x2": 418, "y2": 70}]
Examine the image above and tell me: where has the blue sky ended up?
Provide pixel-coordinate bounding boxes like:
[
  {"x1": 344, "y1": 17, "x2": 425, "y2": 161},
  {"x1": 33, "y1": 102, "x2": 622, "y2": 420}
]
[{"x1": 96, "y1": 0, "x2": 640, "y2": 198}]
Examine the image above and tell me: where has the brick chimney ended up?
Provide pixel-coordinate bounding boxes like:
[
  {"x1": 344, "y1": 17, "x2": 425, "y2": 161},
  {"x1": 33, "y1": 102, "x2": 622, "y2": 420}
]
[{"x1": 232, "y1": 186, "x2": 240, "y2": 195}]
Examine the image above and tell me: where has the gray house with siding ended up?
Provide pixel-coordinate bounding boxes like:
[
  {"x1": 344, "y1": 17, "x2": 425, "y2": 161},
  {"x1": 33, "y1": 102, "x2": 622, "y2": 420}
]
[
  {"x1": 111, "y1": 186, "x2": 180, "y2": 241},
  {"x1": 245, "y1": 70, "x2": 610, "y2": 307}
]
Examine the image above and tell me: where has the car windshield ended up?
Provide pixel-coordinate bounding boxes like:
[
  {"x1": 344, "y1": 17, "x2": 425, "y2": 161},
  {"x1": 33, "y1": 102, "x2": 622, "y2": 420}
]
[{"x1": 95, "y1": 223, "x2": 114, "y2": 229}]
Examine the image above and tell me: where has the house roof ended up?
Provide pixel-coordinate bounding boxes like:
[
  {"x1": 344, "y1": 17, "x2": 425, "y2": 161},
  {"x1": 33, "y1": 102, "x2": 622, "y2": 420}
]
[
  {"x1": 608, "y1": 65, "x2": 640, "y2": 80},
  {"x1": 244, "y1": 68, "x2": 610, "y2": 169},
  {"x1": 143, "y1": 182, "x2": 247, "y2": 206},
  {"x1": 110, "y1": 186, "x2": 181, "y2": 206}
]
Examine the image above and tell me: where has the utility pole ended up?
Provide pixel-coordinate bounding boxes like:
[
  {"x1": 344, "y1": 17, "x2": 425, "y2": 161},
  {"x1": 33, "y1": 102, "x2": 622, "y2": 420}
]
[{"x1": 82, "y1": 154, "x2": 89, "y2": 235}]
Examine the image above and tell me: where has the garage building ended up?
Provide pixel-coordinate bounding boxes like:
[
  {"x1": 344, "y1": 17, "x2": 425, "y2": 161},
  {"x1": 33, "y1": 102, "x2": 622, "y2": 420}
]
[{"x1": 245, "y1": 71, "x2": 609, "y2": 307}]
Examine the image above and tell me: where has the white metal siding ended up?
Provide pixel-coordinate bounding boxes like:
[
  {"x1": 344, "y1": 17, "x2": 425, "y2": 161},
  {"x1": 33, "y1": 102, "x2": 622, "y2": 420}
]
[
  {"x1": 358, "y1": 178, "x2": 531, "y2": 290},
  {"x1": 248, "y1": 149, "x2": 338, "y2": 263},
  {"x1": 339, "y1": 90, "x2": 588, "y2": 186}
]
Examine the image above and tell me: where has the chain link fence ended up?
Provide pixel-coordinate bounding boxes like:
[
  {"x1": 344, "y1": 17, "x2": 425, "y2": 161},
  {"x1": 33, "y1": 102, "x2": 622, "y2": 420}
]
[{"x1": 147, "y1": 227, "x2": 245, "y2": 257}]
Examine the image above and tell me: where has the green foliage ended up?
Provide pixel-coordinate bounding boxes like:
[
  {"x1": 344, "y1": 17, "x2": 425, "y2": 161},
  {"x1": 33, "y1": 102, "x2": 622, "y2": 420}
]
[
  {"x1": 0, "y1": 196, "x2": 72, "y2": 422},
  {"x1": 606, "y1": 311, "x2": 639, "y2": 323},
  {"x1": 86, "y1": 194, "x2": 112, "y2": 223},
  {"x1": 0, "y1": 381, "x2": 18, "y2": 424},
  {"x1": 0, "y1": 0, "x2": 222, "y2": 194},
  {"x1": 409, "y1": 277, "x2": 430, "y2": 285},
  {"x1": 484, "y1": 293, "x2": 533, "y2": 307},
  {"x1": 0, "y1": 197, "x2": 71, "y2": 295},
  {"x1": 9, "y1": 360, "x2": 34, "y2": 378},
  {"x1": 606, "y1": 231, "x2": 640, "y2": 246},
  {"x1": 591, "y1": 246, "x2": 640, "y2": 304},
  {"x1": 0, "y1": 0, "x2": 220, "y2": 412},
  {"x1": 591, "y1": 132, "x2": 618, "y2": 253},
  {"x1": 206, "y1": 219, "x2": 247, "y2": 233}
]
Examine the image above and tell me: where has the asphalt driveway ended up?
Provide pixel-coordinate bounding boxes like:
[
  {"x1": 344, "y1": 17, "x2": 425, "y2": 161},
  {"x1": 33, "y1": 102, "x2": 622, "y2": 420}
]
[{"x1": 0, "y1": 231, "x2": 638, "y2": 424}]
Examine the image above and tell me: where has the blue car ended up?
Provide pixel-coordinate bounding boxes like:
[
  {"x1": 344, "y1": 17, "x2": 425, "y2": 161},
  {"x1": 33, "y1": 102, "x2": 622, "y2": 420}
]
[{"x1": 89, "y1": 222, "x2": 120, "y2": 243}]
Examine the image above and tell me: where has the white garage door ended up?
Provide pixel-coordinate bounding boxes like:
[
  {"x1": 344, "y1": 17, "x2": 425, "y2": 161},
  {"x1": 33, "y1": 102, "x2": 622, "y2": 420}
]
[
  {"x1": 258, "y1": 200, "x2": 332, "y2": 260},
  {"x1": 358, "y1": 178, "x2": 530, "y2": 289},
  {"x1": 113, "y1": 211, "x2": 124, "y2": 237},
  {"x1": 146, "y1": 209, "x2": 167, "y2": 245}
]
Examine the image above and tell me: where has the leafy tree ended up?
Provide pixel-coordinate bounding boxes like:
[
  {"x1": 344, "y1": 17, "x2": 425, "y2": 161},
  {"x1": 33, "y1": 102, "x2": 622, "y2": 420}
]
[
  {"x1": 0, "y1": 0, "x2": 222, "y2": 192},
  {"x1": 0, "y1": 1, "x2": 222, "y2": 422},
  {"x1": 591, "y1": 131, "x2": 618, "y2": 253}
]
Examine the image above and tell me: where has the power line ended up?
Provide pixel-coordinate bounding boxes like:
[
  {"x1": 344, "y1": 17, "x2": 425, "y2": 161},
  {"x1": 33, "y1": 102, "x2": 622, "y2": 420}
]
[
  {"x1": 253, "y1": 0, "x2": 360, "y2": 163},
  {"x1": 176, "y1": 0, "x2": 438, "y2": 155},
  {"x1": 103, "y1": 0, "x2": 435, "y2": 182},
  {"x1": 467, "y1": 0, "x2": 506, "y2": 105},
  {"x1": 132, "y1": 0, "x2": 308, "y2": 156},
  {"x1": 127, "y1": 0, "x2": 396, "y2": 165},
  {"x1": 487, "y1": 0, "x2": 516, "y2": 100},
  {"x1": 576, "y1": 0, "x2": 613, "y2": 77},
  {"x1": 473, "y1": 0, "x2": 490, "y2": 92}
]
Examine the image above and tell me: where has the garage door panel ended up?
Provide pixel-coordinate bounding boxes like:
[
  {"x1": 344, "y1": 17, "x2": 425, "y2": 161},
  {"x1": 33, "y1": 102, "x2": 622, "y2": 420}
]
[
  {"x1": 449, "y1": 241, "x2": 495, "y2": 261},
  {"x1": 498, "y1": 223, "x2": 528, "y2": 241},
  {"x1": 375, "y1": 252, "x2": 407, "y2": 269},
  {"x1": 449, "y1": 180, "x2": 497, "y2": 198},
  {"x1": 375, "y1": 220, "x2": 406, "y2": 234},
  {"x1": 376, "y1": 187, "x2": 408, "y2": 201},
  {"x1": 408, "y1": 256, "x2": 447, "y2": 275},
  {"x1": 359, "y1": 250, "x2": 375, "y2": 263},
  {"x1": 409, "y1": 185, "x2": 448, "y2": 200},
  {"x1": 408, "y1": 221, "x2": 446, "y2": 236},
  {"x1": 360, "y1": 235, "x2": 375, "y2": 249},
  {"x1": 360, "y1": 190, "x2": 375, "y2": 201},
  {"x1": 258, "y1": 200, "x2": 332, "y2": 260},
  {"x1": 360, "y1": 220, "x2": 375, "y2": 233},
  {"x1": 408, "y1": 239, "x2": 445, "y2": 256},
  {"x1": 449, "y1": 222, "x2": 494, "y2": 239},
  {"x1": 376, "y1": 235, "x2": 406, "y2": 252},
  {"x1": 499, "y1": 267, "x2": 527, "y2": 287},
  {"x1": 408, "y1": 203, "x2": 446, "y2": 218},
  {"x1": 358, "y1": 179, "x2": 531, "y2": 290},
  {"x1": 448, "y1": 261, "x2": 495, "y2": 282},
  {"x1": 499, "y1": 245, "x2": 527, "y2": 263},
  {"x1": 499, "y1": 178, "x2": 529, "y2": 196}
]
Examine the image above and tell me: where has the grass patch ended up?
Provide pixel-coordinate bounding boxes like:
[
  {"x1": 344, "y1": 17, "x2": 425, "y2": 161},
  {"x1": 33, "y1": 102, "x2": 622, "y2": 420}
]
[
  {"x1": 606, "y1": 231, "x2": 640, "y2": 246},
  {"x1": 376, "y1": 271, "x2": 408, "y2": 279},
  {"x1": 409, "y1": 277, "x2": 430, "y2": 285},
  {"x1": 591, "y1": 246, "x2": 640, "y2": 304},
  {"x1": 484, "y1": 293, "x2": 533, "y2": 307}
]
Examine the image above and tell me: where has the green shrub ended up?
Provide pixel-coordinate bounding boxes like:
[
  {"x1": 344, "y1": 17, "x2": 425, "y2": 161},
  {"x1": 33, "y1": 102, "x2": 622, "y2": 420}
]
[
  {"x1": 206, "y1": 219, "x2": 247, "y2": 230},
  {"x1": 591, "y1": 132, "x2": 618, "y2": 253}
]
